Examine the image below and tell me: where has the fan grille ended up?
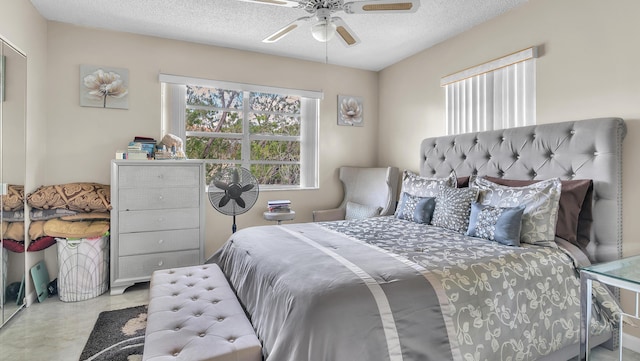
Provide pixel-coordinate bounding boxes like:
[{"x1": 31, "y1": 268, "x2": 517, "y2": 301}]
[{"x1": 208, "y1": 167, "x2": 259, "y2": 216}]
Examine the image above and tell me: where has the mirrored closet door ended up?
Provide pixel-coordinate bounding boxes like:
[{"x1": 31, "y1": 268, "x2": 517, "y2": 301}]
[{"x1": 0, "y1": 36, "x2": 27, "y2": 327}]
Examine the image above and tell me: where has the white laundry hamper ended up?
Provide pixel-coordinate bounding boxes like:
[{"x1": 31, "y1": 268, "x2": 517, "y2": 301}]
[{"x1": 56, "y1": 236, "x2": 109, "y2": 302}]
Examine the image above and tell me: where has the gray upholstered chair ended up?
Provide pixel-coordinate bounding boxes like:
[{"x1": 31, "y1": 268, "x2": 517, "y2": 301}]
[{"x1": 312, "y1": 166, "x2": 400, "y2": 222}]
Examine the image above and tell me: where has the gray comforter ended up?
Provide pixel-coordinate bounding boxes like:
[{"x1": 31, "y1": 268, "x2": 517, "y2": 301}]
[{"x1": 209, "y1": 217, "x2": 612, "y2": 361}]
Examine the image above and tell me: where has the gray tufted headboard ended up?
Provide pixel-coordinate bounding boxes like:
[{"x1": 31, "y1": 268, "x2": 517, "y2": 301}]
[{"x1": 420, "y1": 118, "x2": 626, "y2": 264}]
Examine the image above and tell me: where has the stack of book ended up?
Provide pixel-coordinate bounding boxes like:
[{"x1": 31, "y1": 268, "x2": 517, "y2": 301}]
[
  {"x1": 119, "y1": 136, "x2": 157, "y2": 160},
  {"x1": 267, "y1": 200, "x2": 291, "y2": 213},
  {"x1": 126, "y1": 142, "x2": 148, "y2": 160}
]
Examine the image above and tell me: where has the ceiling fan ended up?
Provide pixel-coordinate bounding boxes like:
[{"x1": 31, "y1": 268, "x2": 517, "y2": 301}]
[{"x1": 238, "y1": 0, "x2": 420, "y2": 47}]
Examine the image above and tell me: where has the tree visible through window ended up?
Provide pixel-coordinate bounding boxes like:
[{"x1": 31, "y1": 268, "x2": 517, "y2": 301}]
[{"x1": 160, "y1": 74, "x2": 320, "y2": 189}]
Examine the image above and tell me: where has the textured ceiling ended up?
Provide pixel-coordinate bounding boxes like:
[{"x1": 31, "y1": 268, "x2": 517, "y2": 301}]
[{"x1": 29, "y1": 0, "x2": 528, "y2": 71}]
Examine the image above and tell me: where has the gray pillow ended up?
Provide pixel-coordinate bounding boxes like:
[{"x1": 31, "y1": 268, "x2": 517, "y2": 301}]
[
  {"x1": 431, "y1": 187, "x2": 478, "y2": 233},
  {"x1": 466, "y1": 203, "x2": 525, "y2": 246},
  {"x1": 395, "y1": 192, "x2": 436, "y2": 224},
  {"x1": 471, "y1": 176, "x2": 562, "y2": 248},
  {"x1": 345, "y1": 201, "x2": 382, "y2": 220},
  {"x1": 398, "y1": 170, "x2": 456, "y2": 198}
]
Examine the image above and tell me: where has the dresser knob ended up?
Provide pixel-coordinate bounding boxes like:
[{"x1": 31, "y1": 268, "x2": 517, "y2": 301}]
[
  {"x1": 158, "y1": 195, "x2": 164, "y2": 201},
  {"x1": 158, "y1": 239, "x2": 164, "y2": 245},
  {"x1": 157, "y1": 217, "x2": 164, "y2": 223},
  {"x1": 158, "y1": 260, "x2": 164, "y2": 266}
]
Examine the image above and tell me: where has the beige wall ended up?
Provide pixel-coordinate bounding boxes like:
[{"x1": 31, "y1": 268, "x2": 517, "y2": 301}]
[
  {"x1": 379, "y1": 0, "x2": 640, "y2": 327},
  {"x1": 0, "y1": 0, "x2": 49, "y2": 303},
  {"x1": 45, "y1": 22, "x2": 380, "y2": 257}
]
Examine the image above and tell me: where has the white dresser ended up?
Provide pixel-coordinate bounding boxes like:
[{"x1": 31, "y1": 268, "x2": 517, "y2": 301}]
[{"x1": 110, "y1": 160, "x2": 205, "y2": 295}]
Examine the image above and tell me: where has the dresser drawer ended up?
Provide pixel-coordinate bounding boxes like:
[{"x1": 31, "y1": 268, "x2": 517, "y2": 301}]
[
  {"x1": 119, "y1": 187, "x2": 200, "y2": 211},
  {"x1": 119, "y1": 229, "x2": 200, "y2": 256},
  {"x1": 118, "y1": 165, "x2": 201, "y2": 188},
  {"x1": 118, "y1": 250, "x2": 201, "y2": 279},
  {"x1": 119, "y1": 208, "x2": 200, "y2": 233}
]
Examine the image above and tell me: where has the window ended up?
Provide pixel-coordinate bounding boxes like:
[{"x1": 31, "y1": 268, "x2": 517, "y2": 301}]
[
  {"x1": 441, "y1": 47, "x2": 537, "y2": 135},
  {"x1": 160, "y1": 74, "x2": 321, "y2": 189}
]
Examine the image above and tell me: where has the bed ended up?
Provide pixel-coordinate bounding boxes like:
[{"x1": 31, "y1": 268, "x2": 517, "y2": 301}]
[{"x1": 209, "y1": 117, "x2": 626, "y2": 361}]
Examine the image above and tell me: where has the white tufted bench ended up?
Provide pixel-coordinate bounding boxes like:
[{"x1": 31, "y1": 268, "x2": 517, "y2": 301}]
[{"x1": 142, "y1": 264, "x2": 262, "y2": 361}]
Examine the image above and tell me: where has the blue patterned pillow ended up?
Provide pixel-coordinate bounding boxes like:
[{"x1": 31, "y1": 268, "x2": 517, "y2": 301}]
[
  {"x1": 431, "y1": 187, "x2": 478, "y2": 233},
  {"x1": 466, "y1": 203, "x2": 525, "y2": 246},
  {"x1": 395, "y1": 192, "x2": 436, "y2": 224}
]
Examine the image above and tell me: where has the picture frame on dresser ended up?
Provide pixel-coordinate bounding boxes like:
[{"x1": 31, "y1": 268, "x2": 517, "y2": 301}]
[{"x1": 110, "y1": 160, "x2": 205, "y2": 295}]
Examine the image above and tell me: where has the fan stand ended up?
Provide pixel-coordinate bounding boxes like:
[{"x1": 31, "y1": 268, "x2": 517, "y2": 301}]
[{"x1": 232, "y1": 214, "x2": 237, "y2": 234}]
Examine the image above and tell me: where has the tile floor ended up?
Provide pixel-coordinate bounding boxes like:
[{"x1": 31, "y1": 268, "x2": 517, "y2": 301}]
[{"x1": 1, "y1": 283, "x2": 639, "y2": 361}]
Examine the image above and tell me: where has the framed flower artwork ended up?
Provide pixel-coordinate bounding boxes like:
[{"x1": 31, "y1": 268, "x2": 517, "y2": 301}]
[
  {"x1": 338, "y1": 95, "x2": 363, "y2": 126},
  {"x1": 80, "y1": 64, "x2": 129, "y2": 109}
]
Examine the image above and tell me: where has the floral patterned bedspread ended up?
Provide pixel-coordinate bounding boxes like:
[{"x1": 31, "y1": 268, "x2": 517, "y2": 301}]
[{"x1": 320, "y1": 216, "x2": 613, "y2": 361}]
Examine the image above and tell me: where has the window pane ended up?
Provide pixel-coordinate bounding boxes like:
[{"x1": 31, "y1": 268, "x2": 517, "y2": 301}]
[
  {"x1": 186, "y1": 136, "x2": 241, "y2": 160},
  {"x1": 250, "y1": 92, "x2": 300, "y2": 113},
  {"x1": 204, "y1": 163, "x2": 238, "y2": 186},
  {"x1": 251, "y1": 164, "x2": 300, "y2": 186},
  {"x1": 186, "y1": 109, "x2": 242, "y2": 133},
  {"x1": 187, "y1": 86, "x2": 242, "y2": 109},
  {"x1": 251, "y1": 140, "x2": 300, "y2": 161},
  {"x1": 249, "y1": 113, "x2": 300, "y2": 136}
]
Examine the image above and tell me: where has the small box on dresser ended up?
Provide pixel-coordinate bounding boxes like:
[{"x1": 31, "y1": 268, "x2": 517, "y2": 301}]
[{"x1": 110, "y1": 160, "x2": 205, "y2": 295}]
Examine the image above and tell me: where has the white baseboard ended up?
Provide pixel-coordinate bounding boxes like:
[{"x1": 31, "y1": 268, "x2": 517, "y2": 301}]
[{"x1": 622, "y1": 332, "x2": 640, "y2": 354}]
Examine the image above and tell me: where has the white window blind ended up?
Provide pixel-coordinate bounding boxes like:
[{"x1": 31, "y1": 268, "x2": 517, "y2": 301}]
[{"x1": 441, "y1": 47, "x2": 537, "y2": 135}]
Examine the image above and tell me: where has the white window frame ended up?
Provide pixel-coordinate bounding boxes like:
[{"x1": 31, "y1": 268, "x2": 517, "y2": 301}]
[
  {"x1": 160, "y1": 74, "x2": 322, "y2": 190},
  {"x1": 441, "y1": 47, "x2": 537, "y2": 135}
]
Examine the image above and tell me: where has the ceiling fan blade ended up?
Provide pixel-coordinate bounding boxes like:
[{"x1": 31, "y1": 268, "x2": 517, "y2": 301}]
[
  {"x1": 236, "y1": 197, "x2": 247, "y2": 208},
  {"x1": 263, "y1": 16, "x2": 311, "y2": 43},
  {"x1": 235, "y1": 0, "x2": 301, "y2": 8},
  {"x1": 343, "y1": 0, "x2": 420, "y2": 14},
  {"x1": 332, "y1": 17, "x2": 360, "y2": 47}
]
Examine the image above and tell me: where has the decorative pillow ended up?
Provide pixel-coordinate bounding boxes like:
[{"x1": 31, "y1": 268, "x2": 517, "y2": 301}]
[
  {"x1": 466, "y1": 203, "x2": 525, "y2": 246},
  {"x1": 398, "y1": 170, "x2": 456, "y2": 198},
  {"x1": 431, "y1": 187, "x2": 478, "y2": 233},
  {"x1": 395, "y1": 192, "x2": 436, "y2": 224},
  {"x1": 30, "y1": 208, "x2": 79, "y2": 221},
  {"x1": 1, "y1": 184, "x2": 24, "y2": 211},
  {"x1": 27, "y1": 236, "x2": 57, "y2": 252},
  {"x1": 27, "y1": 183, "x2": 111, "y2": 213},
  {"x1": 345, "y1": 201, "x2": 382, "y2": 220},
  {"x1": 456, "y1": 176, "x2": 470, "y2": 188},
  {"x1": 483, "y1": 176, "x2": 593, "y2": 251},
  {"x1": 471, "y1": 177, "x2": 562, "y2": 248}
]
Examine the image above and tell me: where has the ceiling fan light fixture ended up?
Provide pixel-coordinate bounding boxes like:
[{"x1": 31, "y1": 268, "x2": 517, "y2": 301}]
[{"x1": 311, "y1": 19, "x2": 337, "y2": 42}]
